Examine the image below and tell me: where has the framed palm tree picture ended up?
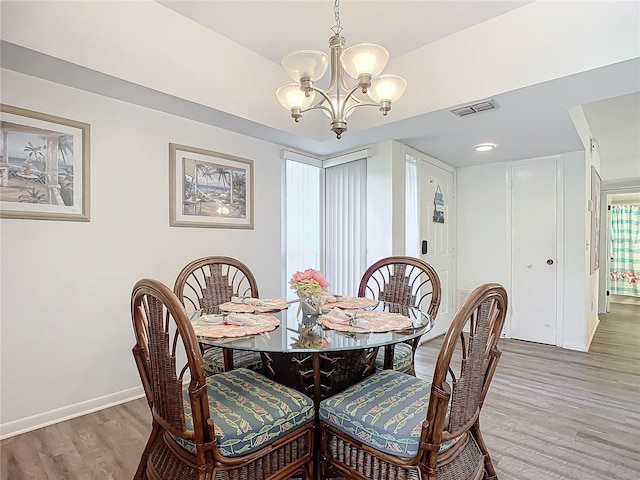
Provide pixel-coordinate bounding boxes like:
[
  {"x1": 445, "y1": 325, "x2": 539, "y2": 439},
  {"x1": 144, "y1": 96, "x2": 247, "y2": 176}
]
[
  {"x1": 0, "y1": 105, "x2": 90, "y2": 221},
  {"x1": 169, "y1": 143, "x2": 254, "y2": 228}
]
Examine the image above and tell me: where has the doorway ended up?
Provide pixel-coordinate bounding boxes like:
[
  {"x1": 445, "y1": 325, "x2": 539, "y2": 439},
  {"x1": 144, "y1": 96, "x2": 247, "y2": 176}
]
[
  {"x1": 601, "y1": 190, "x2": 640, "y2": 312},
  {"x1": 418, "y1": 158, "x2": 455, "y2": 339},
  {"x1": 598, "y1": 180, "x2": 640, "y2": 313},
  {"x1": 404, "y1": 147, "x2": 455, "y2": 341}
]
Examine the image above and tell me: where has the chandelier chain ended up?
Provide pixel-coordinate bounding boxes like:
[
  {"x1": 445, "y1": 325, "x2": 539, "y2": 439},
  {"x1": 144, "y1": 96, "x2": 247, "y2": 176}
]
[{"x1": 331, "y1": 0, "x2": 343, "y2": 36}]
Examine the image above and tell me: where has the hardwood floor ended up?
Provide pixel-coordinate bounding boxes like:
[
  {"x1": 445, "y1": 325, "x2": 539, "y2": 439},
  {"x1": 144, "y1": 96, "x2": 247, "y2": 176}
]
[
  {"x1": 415, "y1": 301, "x2": 640, "y2": 480},
  {"x1": 2, "y1": 302, "x2": 638, "y2": 479}
]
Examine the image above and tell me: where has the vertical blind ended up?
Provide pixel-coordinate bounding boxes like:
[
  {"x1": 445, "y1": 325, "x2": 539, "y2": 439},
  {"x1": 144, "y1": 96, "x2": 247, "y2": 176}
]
[{"x1": 324, "y1": 159, "x2": 367, "y2": 296}]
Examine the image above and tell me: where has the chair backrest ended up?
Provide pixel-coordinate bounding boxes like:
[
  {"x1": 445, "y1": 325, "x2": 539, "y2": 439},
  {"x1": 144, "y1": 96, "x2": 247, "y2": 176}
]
[
  {"x1": 424, "y1": 283, "x2": 508, "y2": 458},
  {"x1": 358, "y1": 256, "x2": 441, "y2": 319},
  {"x1": 131, "y1": 278, "x2": 215, "y2": 456},
  {"x1": 174, "y1": 256, "x2": 259, "y2": 311}
]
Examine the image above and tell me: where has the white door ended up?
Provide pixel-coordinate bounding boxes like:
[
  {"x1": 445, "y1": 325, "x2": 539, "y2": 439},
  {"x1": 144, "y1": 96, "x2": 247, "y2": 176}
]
[
  {"x1": 419, "y1": 160, "x2": 455, "y2": 340},
  {"x1": 510, "y1": 161, "x2": 558, "y2": 345}
]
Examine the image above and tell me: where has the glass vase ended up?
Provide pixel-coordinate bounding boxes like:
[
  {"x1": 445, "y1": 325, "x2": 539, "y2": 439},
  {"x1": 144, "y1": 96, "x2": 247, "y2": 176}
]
[{"x1": 298, "y1": 293, "x2": 322, "y2": 316}]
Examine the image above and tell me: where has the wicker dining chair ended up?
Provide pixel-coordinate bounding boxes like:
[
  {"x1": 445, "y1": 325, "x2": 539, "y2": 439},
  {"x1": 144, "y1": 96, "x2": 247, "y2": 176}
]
[
  {"x1": 358, "y1": 256, "x2": 441, "y2": 375},
  {"x1": 174, "y1": 256, "x2": 263, "y2": 374},
  {"x1": 131, "y1": 278, "x2": 315, "y2": 480},
  {"x1": 319, "y1": 283, "x2": 508, "y2": 480}
]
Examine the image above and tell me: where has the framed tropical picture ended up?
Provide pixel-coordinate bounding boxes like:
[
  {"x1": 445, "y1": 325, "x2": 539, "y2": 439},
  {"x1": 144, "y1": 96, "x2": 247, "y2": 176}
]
[
  {"x1": 0, "y1": 105, "x2": 90, "y2": 221},
  {"x1": 169, "y1": 143, "x2": 254, "y2": 228}
]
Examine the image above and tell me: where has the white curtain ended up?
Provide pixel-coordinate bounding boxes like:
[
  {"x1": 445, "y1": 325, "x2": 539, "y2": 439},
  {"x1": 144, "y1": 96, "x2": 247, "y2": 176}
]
[
  {"x1": 285, "y1": 160, "x2": 322, "y2": 300},
  {"x1": 324, "y1": 159, "x2": 367, "y2": 296},
  {"x1": 405, "y1": 154, "x2": 419, "y2": 257}
]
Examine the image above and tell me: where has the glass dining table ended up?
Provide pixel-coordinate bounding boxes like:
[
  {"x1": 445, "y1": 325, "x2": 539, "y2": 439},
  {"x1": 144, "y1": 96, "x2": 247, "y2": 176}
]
[{"x1": 188, "y1": 300, "x2": 434, "y2": 408}]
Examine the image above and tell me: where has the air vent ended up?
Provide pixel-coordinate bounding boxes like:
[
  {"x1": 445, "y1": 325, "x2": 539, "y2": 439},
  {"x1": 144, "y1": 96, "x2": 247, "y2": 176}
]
[{"x1": 450, "y1": 99, "x2": 498, "y2": 117}]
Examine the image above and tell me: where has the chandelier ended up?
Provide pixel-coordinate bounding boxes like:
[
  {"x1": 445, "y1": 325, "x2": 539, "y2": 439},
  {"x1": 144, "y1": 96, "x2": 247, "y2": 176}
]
[{"x1": 275, "y1": 0, "x2": 407, "y2": 139}]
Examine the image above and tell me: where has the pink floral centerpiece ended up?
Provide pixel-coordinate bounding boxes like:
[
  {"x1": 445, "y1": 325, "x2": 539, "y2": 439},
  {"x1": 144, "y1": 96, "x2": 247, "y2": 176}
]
[{"x1": 290, "y1": 269, "x2": 329, "y2": 315}]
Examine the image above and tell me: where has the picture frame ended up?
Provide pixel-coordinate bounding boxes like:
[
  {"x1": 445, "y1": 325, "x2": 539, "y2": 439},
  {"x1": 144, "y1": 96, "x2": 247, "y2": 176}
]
[
  {"x1": 0, "y1": 104, "x2": 90, "y2": 221},
  {"x1": 590, "y1": 165, "x2": 602, "y2": 274},
  {"x1": 169, "y1": 143, "x2": 254, "y2": 228}
]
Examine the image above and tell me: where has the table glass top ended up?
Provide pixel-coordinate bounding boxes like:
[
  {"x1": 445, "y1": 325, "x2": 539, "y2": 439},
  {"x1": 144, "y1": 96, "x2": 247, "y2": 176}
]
[{"x1": 188, "y1": 300, "x2": 434, "y2": 353}]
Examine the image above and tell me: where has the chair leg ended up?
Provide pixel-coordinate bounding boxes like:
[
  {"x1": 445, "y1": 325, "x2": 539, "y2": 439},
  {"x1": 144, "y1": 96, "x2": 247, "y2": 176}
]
[
  {"x1": 307, "y1": 456, "x2": 314, "y2": 480},
  {"x1": 471, "y1": 422, "x2": 498, "y2": 479},
  {"x1": 134, "y1": 421, "x2": 160, "y2": 480}
]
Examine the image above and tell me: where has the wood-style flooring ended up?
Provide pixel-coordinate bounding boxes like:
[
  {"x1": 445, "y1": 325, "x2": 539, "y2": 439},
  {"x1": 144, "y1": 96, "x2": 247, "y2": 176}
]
[{"x1": 2, "y1": 302, "x2": 639, "y2": 479}]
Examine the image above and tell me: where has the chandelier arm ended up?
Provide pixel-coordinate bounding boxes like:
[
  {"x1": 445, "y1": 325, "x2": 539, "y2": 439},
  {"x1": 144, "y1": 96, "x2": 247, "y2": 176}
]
[
  {"x1": 342, "y1": 85, "x2": 366, "y2": 106},
  {"x1": 303, "y1": 104, "x2": 334, "y2": 116},
  {"x1": 305, "y1": 86, "x2": 337, "y2": 118},
  {"x1": 345, "y1": 102, "x2": 382, "y2": 117},
  {"x1": 338, "y1": 85, "x2": 378, "y2": 116}
]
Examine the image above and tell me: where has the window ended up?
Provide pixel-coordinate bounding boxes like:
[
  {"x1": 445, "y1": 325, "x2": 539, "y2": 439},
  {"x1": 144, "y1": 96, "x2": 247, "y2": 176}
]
[
  {"x1": 284, "y1": 151, "x2": 367, "y2": 297},
  {"x1": 284, "y1": 159, "x2": 322, "y2": 300}
]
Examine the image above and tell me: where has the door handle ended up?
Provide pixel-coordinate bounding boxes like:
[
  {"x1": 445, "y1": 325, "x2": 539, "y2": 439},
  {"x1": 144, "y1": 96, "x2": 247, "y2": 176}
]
[
  {"x1": 422, "y1": 240, "x2": 428, "y2": 255},
  {"x1": 547, "y1": 259, "x2": 554, "y2": 265}
]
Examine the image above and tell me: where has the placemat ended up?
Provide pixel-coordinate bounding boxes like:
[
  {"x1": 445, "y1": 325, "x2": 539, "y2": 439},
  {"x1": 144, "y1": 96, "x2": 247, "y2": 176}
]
[
  {"x1": 192, "y1": 314, "x2": 280, "y2": 339},
  {"x1": 318, "y1": 310, "x2": 413, "y2": 333},
  {"x1": 323, "y1": 296, "x2": 379, "y2": 310},
  {"x1": 218, "y1": 298, "x2": 289, "y2": 313}
]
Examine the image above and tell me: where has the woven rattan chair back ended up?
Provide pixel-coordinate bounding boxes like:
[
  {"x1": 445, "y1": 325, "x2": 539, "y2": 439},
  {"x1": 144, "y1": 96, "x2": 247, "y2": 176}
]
[
  {"x1": 174, "y1": 256, "x2": 259, "y2": 312},
  {"x1": 174, "y1": 256, "x2": 261, "y2": 374},
  {"x1": 318, "y1": 283, "x2": 507, "y2": 480},
  {"x1": 358, "y1": 256, "x2": 441, "y2": 374},
  {"x1": 131, "y1": 278, "x2": 214, "y2": 479},
  {"x1": 131, "y1": 278, "x2": 315, "y2": 480},
  {"x1": 423, "y1": 282, "x2": 508, "y2": 479},
  {"x1": 358, "y1": 255, "x2": 441, "y2": 318}
]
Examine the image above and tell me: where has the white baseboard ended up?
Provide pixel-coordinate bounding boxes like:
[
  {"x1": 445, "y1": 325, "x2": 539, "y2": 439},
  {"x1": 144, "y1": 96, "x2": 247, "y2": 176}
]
[
  {"x1": 0, "y1": 385, "x2": 145, "y2": 440},
  {"x1": 562, "y1": 340, "x2": 589, "y2": 352},
  {"x1": 420, "y1": 325, "x2": 447, "y2": 344},
  {"x1": 584, "y1": 316, "x2": 601, "y2": 351}
]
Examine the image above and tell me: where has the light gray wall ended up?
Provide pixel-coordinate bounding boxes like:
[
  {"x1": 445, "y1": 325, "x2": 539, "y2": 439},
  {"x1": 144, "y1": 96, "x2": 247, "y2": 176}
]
[
  {"x1": 0, "y1": 66, "x2": 603, "y2": 439},
  {"x1": 456, "y1": 152, "x2": 594, "y2": 351},
  {"x1": 365, "y1": 141, "x2": 396, "y2": 267},
  {"x1": 0, "y1": 69, "x2": 284, "y2": 437}
]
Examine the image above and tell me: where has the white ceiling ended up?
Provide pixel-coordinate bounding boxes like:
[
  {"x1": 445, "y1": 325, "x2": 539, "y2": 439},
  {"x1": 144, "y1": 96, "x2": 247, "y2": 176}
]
[
  {"x1": 157, "y1": 1, "x2": 535, "y2": 65},
  {"x1": 1, "y1": 0, "x2": 639, "y2": 171}
]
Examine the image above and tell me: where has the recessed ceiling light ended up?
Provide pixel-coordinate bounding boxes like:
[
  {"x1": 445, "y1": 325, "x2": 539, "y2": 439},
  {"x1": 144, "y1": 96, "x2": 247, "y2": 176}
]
[{"x1": 474, "y1": 143, "x2": 497, "y2": 152}]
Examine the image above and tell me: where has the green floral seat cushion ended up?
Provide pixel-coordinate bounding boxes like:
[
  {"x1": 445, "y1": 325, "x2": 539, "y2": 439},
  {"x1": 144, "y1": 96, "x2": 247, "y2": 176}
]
[
  {"x1": 173, "y1": 368, "x2": 314, "y2": 457},
  {"x1": 202, "y1": 346, "x2": 263, "y2": 375},
  {"x1": 375, "y1": 342, "x2": 413, "y2": 371},
  {"x1": 319, "y1": 369, "x2": 457, "y2": 459}
]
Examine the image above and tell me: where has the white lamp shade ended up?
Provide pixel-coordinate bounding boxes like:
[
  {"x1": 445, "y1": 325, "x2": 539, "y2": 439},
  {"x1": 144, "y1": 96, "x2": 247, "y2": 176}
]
[
  {"x1": 282, "y1": 50, "x2": 329, "y2": 82},
  {"x1": 276, "y1": 84, "x2": 316, "y2": 110},
  {"x1": 340, "y1": 43, "x2": 389, "y2": 79},
  {"x1": 368, "y1": 75, "x2": 408, "y2": 103}
]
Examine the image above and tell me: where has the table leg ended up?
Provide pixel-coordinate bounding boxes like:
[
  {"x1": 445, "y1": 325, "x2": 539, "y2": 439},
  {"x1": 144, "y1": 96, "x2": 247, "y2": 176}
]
[
  {"x1": 261, "y1": 348, "x2": 379, "y2": 478},
  {"x1": 222, "y1": 348, "x2": 235, "y2": 370},
  {"x1": 383, "y1": 344, "x2": 396, "y2": 369}
]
